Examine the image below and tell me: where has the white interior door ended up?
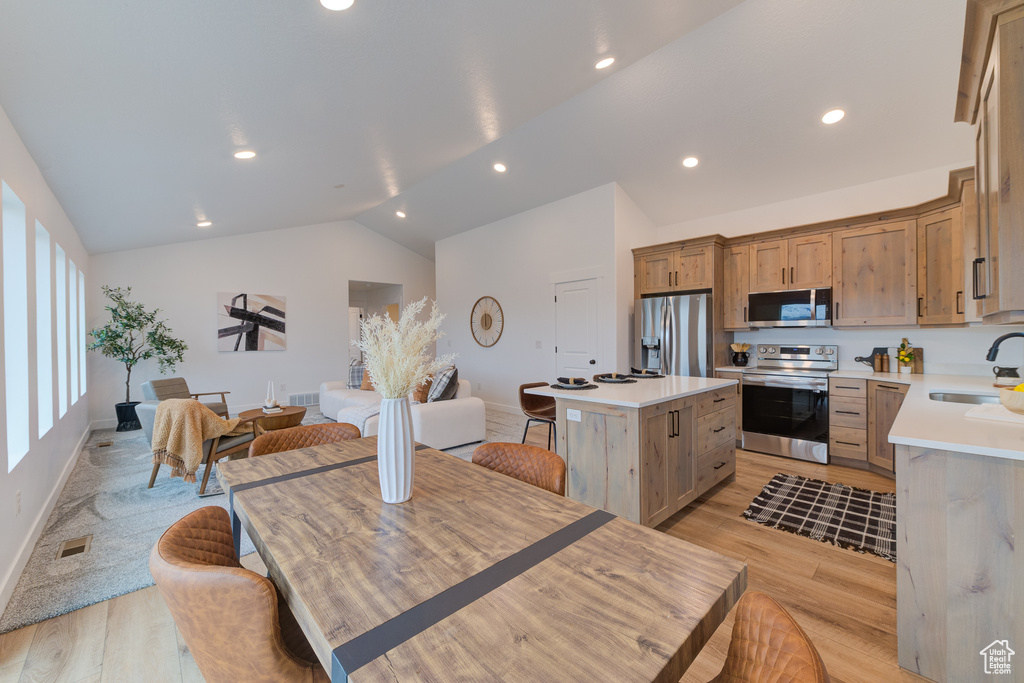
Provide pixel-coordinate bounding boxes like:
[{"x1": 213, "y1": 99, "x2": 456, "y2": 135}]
[{"x1": 555, "y1": 279, "x2": 600, "y2": 379}]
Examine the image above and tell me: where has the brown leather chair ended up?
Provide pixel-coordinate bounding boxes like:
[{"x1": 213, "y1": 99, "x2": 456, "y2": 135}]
[
  {"x1": 519, "y1": 381, "x2": 556, "y2": 449},
  {"x1": 472, "y1": 442, "x2": 565, "y2": 496},
  {"x1": 248, "y1": 422, "x2": 361, "y2": 458},
  {"x1": 709, "y1": 591, "x2": 830, "y2": 683},
  {"x1": 149, "y1": 507, "x2": 328, "y2": 683}
]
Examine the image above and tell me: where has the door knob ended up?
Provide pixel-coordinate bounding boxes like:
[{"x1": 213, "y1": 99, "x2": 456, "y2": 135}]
[{"x1": 589, "y1": 359, "x2": 596, "y2": 364}]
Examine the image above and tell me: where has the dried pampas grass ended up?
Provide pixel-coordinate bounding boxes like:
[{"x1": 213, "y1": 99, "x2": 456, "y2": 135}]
[{"x1": 355, "y1": 297, "x2": 456, "y2": 400}]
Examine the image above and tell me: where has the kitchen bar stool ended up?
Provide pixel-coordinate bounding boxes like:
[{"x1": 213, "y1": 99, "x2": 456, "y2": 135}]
[{"x1": 518, "y1": 382, "x2": 556, "y2": 450}]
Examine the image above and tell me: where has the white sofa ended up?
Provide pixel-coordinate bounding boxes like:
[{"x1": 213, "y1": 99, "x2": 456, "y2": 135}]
[{"x1": 318, "y1": 378, "x2": 485, "y2": 450}]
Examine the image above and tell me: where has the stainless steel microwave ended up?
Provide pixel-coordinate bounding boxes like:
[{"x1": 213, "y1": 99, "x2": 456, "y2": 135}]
[{"x1": 747, "y1": 288, "x2": 831, "y2": 327}]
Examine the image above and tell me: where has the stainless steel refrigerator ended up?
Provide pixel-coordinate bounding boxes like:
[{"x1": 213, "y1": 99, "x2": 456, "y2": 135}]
[{"x1": 634, "y1": 294, "x2": 712, "y2": 376}]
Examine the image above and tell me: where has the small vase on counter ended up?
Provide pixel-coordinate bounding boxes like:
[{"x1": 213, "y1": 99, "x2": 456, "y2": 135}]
[
  {"x1": 732, "y1": 351, "x2": 749, "y2": 367},
  {"x1": 899, "y1": 364, "x2": 912, "y2": 375}
]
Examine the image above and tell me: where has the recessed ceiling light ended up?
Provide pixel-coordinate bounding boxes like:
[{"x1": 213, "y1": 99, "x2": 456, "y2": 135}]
[
  {"x1": 822, "y1": 109, "x2": 845, "y2": 124},
  {"x1": 197, "y1": 221, "x2": 212, "y2": 228},
  {"x1": 595, "y1": 57, "x2": 615, "y2": 69},
  {"x1": 682, "y1": 157, "x2": 699, "y2": 168},
  {"x1": 396, "y1": 211, "x2": 406, "y2": 218},
  {"x1": 321, "y1": 0, "x2": 355, "y2": 9},
  {"x1": 233, "y1": 150, "x2": 256, "y2": 159},
  {"x1": 493, "y1": 163, "x2": 507, "y2": 173}
]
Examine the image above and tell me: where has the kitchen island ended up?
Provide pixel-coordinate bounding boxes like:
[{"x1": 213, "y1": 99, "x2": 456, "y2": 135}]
[{"x1": 526, "y1": 376, "x2": 737, "y2": 526}]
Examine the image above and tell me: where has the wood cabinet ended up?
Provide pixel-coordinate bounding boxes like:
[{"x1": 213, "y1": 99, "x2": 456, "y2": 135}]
[
  {"x1": 963, "y1": 5, "x2": 1024, "y2": 324},
  {"x1": 637, "y1": 250, "x2": 677, "y2": 295},
  {"x1": 715, "y1": 371, "x2": 743, "y2": 445},
  {"x1": 635, "y1": 245, "x2": 712, "y2": 296},
  {"x1": 828, "y1": 378, "x2": 868, "y2": 464},
  {"x1": 961, "y1": 179, "x2": 983, "y2": 323},
  {"x1": 722, "y1": 246, "x2": 749, "y2": 329},
  {"x1": 749, "y1": 234, "x2": 831, "y2": 293},
  {"x1": 749, "y1": 240, "x2": 787, "y2": 292},
  {"x1": 867, "y1": 380, "x2": 908, "y2": 473},
  {"x1": 832, "y1": 220, "x2": 917, "y2": 326},
  {"x1": 556, "y1": 385, "x2": 735, "y2": 527},
  {"x1": 639, "y1": 397, "x2": 696, "y2": 526},
  {"x1": 917, "y1": 207, "x2": 965, "y2": 325}
]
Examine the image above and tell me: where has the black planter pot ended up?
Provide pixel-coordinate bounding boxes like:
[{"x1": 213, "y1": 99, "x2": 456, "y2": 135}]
[
  {"x1": 732, "y1": 351, "x2": 750, "y2": 367},
  {"x1": 115, "y1": 401, "x2": 142, "y2": 432}
]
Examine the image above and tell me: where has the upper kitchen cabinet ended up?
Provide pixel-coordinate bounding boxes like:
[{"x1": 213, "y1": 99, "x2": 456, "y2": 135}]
[
  {"x1": 637, "y1": 249, "x2": 677, "y2": 295},
  {"x1": 960, "y1": 179, "x2": 983, "y2": 323},
  {"x1": 833, "y1": 220, "x2": 917, "y2": 326},
  {"x1": 634, "y1": 242, "x2": 716, "y2": 297},
  {"x1": 723, "y1": 246, "x2": 749, "y2": 329},
  {"x1": 959, "y1": 3, "x2": 1024, "y2": 324},
  {"x1": 917, "y1": 206, "x2": 965, "y2": 325},
  {"x1": 749, "y1": 234, "x2": 831, "y2": 292}
]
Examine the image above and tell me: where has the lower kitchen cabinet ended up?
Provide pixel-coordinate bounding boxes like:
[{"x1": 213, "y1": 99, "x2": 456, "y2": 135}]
[
  {"x1": 867, "y1": 380, "x2": 909, "y2": 472},
  {"x1": 827, "y1": 376, "x2": 906, "y2": 477},
  {"x1": 715, "y1": 370, "x2": 743, "y2": 445},
  {"x1": 640, "y1": 396, "x2": 697, "y2": 526}
]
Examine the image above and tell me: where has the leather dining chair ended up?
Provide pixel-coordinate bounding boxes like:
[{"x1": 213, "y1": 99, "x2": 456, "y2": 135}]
[
  {"x1": 519, "y1": 382, "x2": 556, "y2": 450},
  {"x1": 709, "y1": 590, "x2": 831, "y2": 683},
  {"x1": 472, "y1": 442, "x2": 565, "y2": 496},
  {"x1": 150, "y1": 507, "x2": 329, "y2": 683},
  {"x1": 249, "y1": 422, "x2": 361, "y2": 458}
]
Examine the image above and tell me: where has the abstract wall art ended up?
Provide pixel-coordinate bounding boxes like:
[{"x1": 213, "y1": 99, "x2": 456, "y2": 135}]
[{"x1": 217, "y1": 293, "x2": 286, "y2": 351}]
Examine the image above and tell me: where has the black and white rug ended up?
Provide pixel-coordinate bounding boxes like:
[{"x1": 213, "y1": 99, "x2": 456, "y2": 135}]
[{"x1": 741, "y1": 473, "x2": 896, "y2": 562}]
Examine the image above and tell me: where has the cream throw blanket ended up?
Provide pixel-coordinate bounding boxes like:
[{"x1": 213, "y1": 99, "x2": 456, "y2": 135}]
[{"x1": 151, "y1": 399, "x2": 252, "y2": 483}]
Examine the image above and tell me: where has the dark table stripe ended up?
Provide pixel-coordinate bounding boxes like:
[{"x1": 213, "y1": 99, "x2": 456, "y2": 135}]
[{"x1": 330, "y1": 509, "x2": 615, "y2": 681}]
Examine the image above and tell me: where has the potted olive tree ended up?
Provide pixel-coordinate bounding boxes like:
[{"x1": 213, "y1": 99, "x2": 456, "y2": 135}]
[{"x1": 88, "y1": 286, "x2": 188, "y2": 431}]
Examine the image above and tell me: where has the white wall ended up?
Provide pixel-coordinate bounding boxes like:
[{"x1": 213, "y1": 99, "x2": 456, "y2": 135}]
[
  {"x1": 656, "y1": 163, "x2": 972, "y2": 243},
  {"x1": 88, "y1": 221, "x2": 435, "y2": 424},
  {"x1": 0, "y1": 105, "x2": 92, "y2": 615},
  {"x1": 613, "y1": 185, "x2": 657, "y2": 370},
  {"x1": 436, "y1": 184, "x2": 617, "y2": 411}
]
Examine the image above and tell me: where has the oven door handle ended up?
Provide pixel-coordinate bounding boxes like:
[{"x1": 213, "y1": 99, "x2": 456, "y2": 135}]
[{"x1": 741, "y1": 375, "x2": 827, "y2": 391}]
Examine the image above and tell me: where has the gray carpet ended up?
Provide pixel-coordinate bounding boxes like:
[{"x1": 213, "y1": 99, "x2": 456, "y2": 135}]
[{"x1": 0, "y1": 407, "x2": 532, "y2": 634}]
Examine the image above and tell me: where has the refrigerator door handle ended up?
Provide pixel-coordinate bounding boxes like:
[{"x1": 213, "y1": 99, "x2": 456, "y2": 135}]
[{"x1": 662, "y1": 299, "x2": 673, "y2": 375}]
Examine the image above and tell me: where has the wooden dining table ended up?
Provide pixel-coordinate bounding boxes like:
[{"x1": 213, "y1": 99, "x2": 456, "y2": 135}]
[{"x1": 217, "y1": 436, "x2": 746, "y2": 682}]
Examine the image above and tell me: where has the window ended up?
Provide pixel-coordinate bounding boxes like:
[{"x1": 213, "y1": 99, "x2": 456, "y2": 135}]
[
  {"x1": 3, "y1": 181, "x2": 29, "y2": 470},
  {"x1": 78, "y1": 269, "x2": 86, "y2": 395},
  {"x1": 56, "y1": 244, "x2": 67, "y2": 417},
  {"x1": 69, "y1": 260, "x2": 78, "y2": 402},
  {"x1": 36, "y1": 222, "x2": 53, "y2": 438}
]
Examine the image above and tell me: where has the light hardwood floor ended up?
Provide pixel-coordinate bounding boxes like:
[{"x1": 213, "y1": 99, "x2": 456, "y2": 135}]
[{"x1": 0, "y1": 426, "x2": 924, "y2": 682}]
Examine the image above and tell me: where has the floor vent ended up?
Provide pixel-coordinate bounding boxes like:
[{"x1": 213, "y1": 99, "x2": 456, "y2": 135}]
[
  {"x1": 56, "y1": 535, "x2": 93, "y2": 560},
  {"x1": 289, "y1": 393, "x2": 319, "y2": 407},
  {"x1": 96, "y1": 441, "x2": 113, "y2": 448}
]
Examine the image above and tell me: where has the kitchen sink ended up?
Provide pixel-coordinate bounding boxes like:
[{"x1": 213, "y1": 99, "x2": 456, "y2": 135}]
[{"x1": 928, "y1": 392, "x2": 1000, "y2": 405}]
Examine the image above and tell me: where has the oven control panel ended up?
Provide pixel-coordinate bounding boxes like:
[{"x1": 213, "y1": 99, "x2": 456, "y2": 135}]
[{"x1": 756, "y1": 344, "x2": 838, "y2": 371}]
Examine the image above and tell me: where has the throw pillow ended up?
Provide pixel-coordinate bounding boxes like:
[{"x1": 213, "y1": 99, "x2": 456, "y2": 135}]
[
  {"x1": 360, "y1": 371, "x2": 376, "y2": 392},
  {"x1": 427, "y1": 366, "x2": 459, "y2": 402},
  {"x1": 412, "y1": 376, "x2": 432, "y2": 403}
]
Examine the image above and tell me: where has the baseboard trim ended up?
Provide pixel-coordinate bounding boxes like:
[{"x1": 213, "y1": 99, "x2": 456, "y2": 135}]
[
  {"x1": 0, "y1": 424, "x2": 92, "y2": 619},
  {"x1": 485, "y1": 402, "x2": 523, "y2": 416}
]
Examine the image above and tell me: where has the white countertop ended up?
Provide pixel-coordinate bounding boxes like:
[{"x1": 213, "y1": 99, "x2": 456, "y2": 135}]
[
  {"x1": 713, "y1": 365, "x2": 1024, "y2": 462},
  {"x1": 524, "y1": 376, "x2": 736, "y2": 408}
]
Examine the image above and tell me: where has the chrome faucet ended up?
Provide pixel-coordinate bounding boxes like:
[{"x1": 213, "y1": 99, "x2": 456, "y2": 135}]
[{"x1": 985, "y1": 332, "x2": 1024, "y2": 361}]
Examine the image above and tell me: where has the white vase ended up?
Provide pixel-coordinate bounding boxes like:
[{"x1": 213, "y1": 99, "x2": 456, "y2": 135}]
[
  {"x1": 899, "y1": 365, "x2": 912, "y2": 374},
  {"x1": 377, "y1": 396, "x2": 415, "y2": 504}
]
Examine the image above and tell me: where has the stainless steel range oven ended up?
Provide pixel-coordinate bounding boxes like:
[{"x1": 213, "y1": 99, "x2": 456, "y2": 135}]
[{"x1": 741, "y1": 344, "x2": 837, "y2": 464}]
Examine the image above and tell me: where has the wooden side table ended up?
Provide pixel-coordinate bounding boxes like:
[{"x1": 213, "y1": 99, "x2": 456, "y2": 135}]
[{"x1": 238, "y1": 405, "x2": 306, "y2": 434}]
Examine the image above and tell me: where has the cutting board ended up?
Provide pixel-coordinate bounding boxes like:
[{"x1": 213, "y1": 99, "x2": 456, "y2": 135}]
[{"x1": 964, "y1": 403, "x2": 1024, "y2": 425}]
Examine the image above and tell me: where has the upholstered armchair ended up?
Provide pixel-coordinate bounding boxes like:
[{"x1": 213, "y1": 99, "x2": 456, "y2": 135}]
[{"x1": 141, "y1": 377, "x2": 230, "y2": 417}]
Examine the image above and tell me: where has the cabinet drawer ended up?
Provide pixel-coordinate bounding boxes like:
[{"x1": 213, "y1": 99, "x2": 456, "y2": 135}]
[
  {"x1": 697, "y1": 442, "x2": 735, "y2": 493},
  {"x1": 697, "y1": 386, "x2": 736, "y2": 417},
  {"x1": 830, "y1": 426, "x2": 867, "y2": 461},
  {"x1": 829, "y1": 378, "x2": 867, "y2": 398},
  {"x1": 830, "y1": 396, "x2": 867, "y2": 430},
  {"x1": 698, "y1": 408, "x2": 736, "y2": 454}
]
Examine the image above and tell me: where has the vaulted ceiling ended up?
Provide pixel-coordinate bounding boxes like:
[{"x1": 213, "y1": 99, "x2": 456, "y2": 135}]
[{"x1": 0, "y1": 0, "x2": 973, "y2": 259}]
